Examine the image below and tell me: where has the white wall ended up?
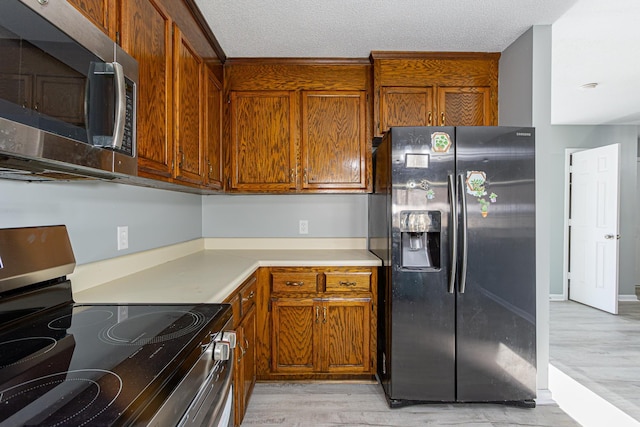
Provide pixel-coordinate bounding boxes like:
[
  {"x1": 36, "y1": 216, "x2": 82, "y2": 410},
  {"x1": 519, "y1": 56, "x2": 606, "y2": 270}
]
[
  {"x1": 202, "y1": 194, "x2": 368, "y2": 238},
  {"x1": 551, "y1": 126, "x2": 637, "y2": 296},
  {"x1": 0, "y1": 180, "x2": 202, "y2": 264},
  {"x1": 500, "y1": 25, "x2": 551, "y2": 393},
  {"x1": 499, "y1": 23, "x2": 639, "y2": 397}
]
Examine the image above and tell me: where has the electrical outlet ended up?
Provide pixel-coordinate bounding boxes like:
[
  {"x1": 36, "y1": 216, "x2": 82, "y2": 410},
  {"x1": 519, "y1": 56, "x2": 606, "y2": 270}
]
[
  {"x1": 299, "y1": 220, "x2": 309, "y2": 235},
  {"x1": 117, "y1": 226, "x2": 129, "y2": 250}
]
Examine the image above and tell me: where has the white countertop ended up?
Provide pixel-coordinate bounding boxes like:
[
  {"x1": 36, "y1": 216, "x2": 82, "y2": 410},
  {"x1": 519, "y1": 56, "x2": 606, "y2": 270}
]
[{"x1": 73, "y1": 249, "x2": 381, "y2": 304}]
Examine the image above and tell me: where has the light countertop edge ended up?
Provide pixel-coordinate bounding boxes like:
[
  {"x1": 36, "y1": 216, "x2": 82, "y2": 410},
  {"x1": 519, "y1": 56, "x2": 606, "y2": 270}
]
[{"x1": 73, "y1": 249, "x2": 382, "y2": 305}]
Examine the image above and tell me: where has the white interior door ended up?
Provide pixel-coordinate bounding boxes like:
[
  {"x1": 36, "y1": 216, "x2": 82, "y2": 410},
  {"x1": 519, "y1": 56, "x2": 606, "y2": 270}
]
[{"x1": 569, "y1": 143, "x2": 620, "y2": 314}]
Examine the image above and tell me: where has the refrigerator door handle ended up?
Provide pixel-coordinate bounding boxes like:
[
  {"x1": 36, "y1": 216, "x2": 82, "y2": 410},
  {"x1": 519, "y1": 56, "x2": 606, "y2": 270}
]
[
  {"x1": 448, "y1": 174, "x2": 457, "y2": 294},
  {"x1": 458, "y1": 174, "x2": 469, "y2": 293}
]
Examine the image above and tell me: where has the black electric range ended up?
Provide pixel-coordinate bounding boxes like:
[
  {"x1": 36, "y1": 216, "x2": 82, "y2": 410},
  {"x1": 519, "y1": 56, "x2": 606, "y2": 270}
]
[{"x1": 0, "y1": 226, "x2": 234, "y2": 426}]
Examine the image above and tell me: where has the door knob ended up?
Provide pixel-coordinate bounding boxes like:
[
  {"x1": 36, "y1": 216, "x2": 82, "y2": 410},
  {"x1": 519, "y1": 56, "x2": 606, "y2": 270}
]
[{"x1": 604, "y1": 234, "x2": 620, "y2": 240}]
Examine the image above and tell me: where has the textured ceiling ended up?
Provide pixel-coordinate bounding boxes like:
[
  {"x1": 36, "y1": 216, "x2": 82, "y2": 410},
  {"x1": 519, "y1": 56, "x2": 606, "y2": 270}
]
[
  {"x1": 195, "y1": 0, "x2": 577, "y2": 57},
  {"x1": 195, "y1": 0, "x2": 640, "y2": 126}
]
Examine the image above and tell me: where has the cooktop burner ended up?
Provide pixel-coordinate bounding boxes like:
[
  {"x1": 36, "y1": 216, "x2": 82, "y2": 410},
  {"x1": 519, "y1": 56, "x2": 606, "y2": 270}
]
[
  {"x1": 48, "y1": 309, "x2": 114, "y2": 330},
  {"x1": 1, "y1": 369, "x2": 122, "y2": 427},
  {"x1": 0, "y1": 337, "x2": 57, "y2": 368},
  {"x1": 99, "y1": 309, "x2": 206, "y2": 345}
]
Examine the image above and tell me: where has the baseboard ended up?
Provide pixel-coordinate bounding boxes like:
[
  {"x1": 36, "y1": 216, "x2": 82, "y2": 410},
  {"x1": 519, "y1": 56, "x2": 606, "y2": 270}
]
[
  {"x1": 535, "y1": 388, "x2": 555, "y2": 405},
  {"x1": 550, "y1": 294, "x2": 638, "y2": 302}
]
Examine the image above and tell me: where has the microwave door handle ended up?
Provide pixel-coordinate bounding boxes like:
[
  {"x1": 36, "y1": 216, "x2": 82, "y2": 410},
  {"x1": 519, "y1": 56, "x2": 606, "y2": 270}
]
[{"x1": 111, "y1": 62, "x2": 126, "y2": 150}]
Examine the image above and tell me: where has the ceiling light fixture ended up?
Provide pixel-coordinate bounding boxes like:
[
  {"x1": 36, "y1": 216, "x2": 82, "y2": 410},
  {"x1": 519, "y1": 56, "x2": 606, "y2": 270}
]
[{"x1": 579, "y1": 82, "x2": 598, "y2": 90}]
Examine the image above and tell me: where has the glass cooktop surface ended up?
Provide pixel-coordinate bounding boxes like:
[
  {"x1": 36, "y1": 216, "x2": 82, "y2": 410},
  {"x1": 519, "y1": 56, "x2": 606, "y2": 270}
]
[{"x1": 0, "y1": 302, "x2": 230, "y2": 426}]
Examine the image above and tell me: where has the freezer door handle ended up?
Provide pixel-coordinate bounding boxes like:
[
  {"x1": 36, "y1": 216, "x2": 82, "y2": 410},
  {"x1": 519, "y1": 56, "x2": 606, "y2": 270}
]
[
  {"x1": 448, "y1": 174, "x2": 457, "y2": 294},
  {"x1": 458, "y1": 174, "x2": 469, "y2": 293}
]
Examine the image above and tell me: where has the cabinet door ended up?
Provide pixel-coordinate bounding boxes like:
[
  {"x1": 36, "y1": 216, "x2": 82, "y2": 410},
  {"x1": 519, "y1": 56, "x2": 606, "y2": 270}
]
[
  {"x1": 120, "y1": 0, "x2": 173, "y2": 179},
  {"x1": 271, "y1": 298, "x2": 318, "y2": 373},
  {"x1": 321, "y1": 299, "x2": 371, "y2": 373},
  {"x1": 67, "y1": 0, "x2": 117, "y2": 40},
  {"x1": 233, "y1": 305, "x2": 256, "y2": 427},
  {"x1": 173, "y1": 24, "x2": 204, "y2": 185},
  {"x1": 233, "y1": 319, "x2": 245, "y2": 427},
  {"x1": 204, "y1": 67, "x2": 223, "y2": 189},
  {"x1": 438, "y1": 86, "x2": 491, "y2": 126},
  {"x1": 241, "y1": 306, "x2": 256, "y2": 421},
  {"x1": 301, "y1": 91, "x2": 366, "y2": 190},
  {"x1": 380, "y1": 87, "x2": 434, "y2": 134},
  {"x1": 229, "y1": 91, "x2": 297, "y2": 191}
]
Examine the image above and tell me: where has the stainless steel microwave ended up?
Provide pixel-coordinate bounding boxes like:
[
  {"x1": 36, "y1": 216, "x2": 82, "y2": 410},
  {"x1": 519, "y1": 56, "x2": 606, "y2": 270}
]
[{"x1": 0, "y1": 0, "x2": 138, "y2": 181}]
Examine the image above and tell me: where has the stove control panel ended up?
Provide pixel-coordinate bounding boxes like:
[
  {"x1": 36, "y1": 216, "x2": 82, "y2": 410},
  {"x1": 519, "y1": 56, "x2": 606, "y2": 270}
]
[{"x1": 212, "y1": 331, "x2": 236, "y2": 361}]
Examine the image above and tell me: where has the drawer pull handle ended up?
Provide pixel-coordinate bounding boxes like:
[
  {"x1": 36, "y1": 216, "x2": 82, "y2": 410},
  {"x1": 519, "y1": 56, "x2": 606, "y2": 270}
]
[
  {"x1": 339, "y1": 281, "x2": 357, "y2": 287},
  {"x1": 323, "y1": 306, "x2": 327, "y2": 323},
  {"x1": 243, "y1": 291, "x2": 255, "y2": 301},
  {"x1": 285, "y1": 281, "x2": 304, "y2": 287},
  {"x1": 315, "y1": 306, "x2": 320, "y2": 323}
]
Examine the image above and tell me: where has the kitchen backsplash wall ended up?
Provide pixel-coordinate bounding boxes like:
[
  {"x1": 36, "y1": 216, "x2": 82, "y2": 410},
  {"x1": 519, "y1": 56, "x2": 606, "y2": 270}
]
[
  {"x1": 202, "y1": 194, "x2": 368, "y2": 238},
  {"x1": 0, "y1": 180, "x2": 202, "y2": 264}
]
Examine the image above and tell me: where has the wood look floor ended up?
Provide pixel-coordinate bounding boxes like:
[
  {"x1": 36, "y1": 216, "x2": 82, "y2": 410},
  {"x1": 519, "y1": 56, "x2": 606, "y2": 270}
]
[
  {"x1": 241, "y1": 382, "x2": 578, "y2": 426},
  {"x1": 550, "y1": 300, "x2": 640, "y2": 422},
  {"x1": 242, "y1": 300, "x2": 640, "y2": 426}
]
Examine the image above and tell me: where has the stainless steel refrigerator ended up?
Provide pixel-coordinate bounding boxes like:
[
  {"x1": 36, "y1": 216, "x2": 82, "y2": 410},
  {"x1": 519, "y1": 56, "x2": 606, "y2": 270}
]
[{"x1": 368, "y1": 126, "x2": 536, "y2": 407}]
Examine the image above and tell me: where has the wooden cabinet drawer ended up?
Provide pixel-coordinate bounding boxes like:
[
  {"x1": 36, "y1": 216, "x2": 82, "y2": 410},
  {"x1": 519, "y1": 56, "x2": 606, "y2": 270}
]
[
  {"x1": 241, "y1": 276, "x2": 257, "y2": 314},
  {"x1": 325, "y1": 271, "x2": 371, "y2": 292},
  {"x1": 272, "y1": 272, "x2": 319, "y2": 293}
]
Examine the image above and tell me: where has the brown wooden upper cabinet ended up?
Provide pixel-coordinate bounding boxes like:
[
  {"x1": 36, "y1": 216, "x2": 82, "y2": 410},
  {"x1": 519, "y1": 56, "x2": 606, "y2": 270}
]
[
  {"x1": 301, "y1": 91, "x2": 367, "y2": 190},
  {"x1": 371, "y1": 52, "x2": 499, "y2": 137},
  {"x1": 119, "y1": 0, "x2": 224, "y2": 189},
  {"x1": 204, "y1": 67, "x2": 223, "y2": 190},
  {"x1": 225, "y1": 60, "x2": 372, "y2": 193},
  {"x1": 173, "y1": 24, "x2": 205, "y2": 186},
  {"x1": 67, "y1": 0, "x2": 117, "y2": 40},
  {"x1": 229, "y1": 91, "x2": 297, "y2": 192}
]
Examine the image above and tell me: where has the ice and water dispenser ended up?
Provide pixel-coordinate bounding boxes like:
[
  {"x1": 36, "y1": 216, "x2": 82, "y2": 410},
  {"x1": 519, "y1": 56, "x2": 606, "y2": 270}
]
[{"x1": 400, "y1": 210, "x2": 441, "y2": 269}]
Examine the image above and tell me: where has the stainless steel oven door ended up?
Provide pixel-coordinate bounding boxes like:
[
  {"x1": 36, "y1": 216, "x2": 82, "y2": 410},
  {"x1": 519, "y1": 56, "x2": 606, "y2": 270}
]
[{"x1": 148, "y1": 325, "x2": 235, "y2": 427}]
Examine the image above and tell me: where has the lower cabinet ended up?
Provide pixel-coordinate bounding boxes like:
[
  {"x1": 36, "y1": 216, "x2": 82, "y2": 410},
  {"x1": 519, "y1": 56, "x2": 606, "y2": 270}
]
[
  {"x1": 271, "y1": 298, "x2": 371, "y2": 374},
  {"x1": 261, "y1": 266, "x2": 377, "y2": 380},
  {"x1": 224, "y1": 274, "x2": 257, "y2": 427},
  {"x1": 235, "y1": 305, "x2": 255, "y2": 425}
]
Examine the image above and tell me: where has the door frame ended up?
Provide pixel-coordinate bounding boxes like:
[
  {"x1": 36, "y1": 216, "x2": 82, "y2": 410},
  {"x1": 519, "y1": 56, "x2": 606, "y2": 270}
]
[{"x1": 560, "y1": 148, "x2": 581, "y2": 301}]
